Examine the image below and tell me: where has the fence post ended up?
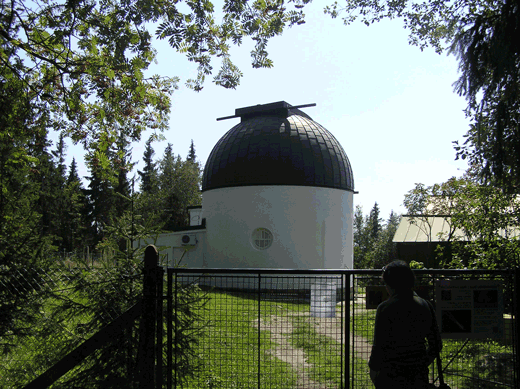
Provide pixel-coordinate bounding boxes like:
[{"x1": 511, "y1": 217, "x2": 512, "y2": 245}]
[
  {"x1": 345, "y1": 273, "x2": 351, "y2": 389},
  {"x1": 514, "y1": 268, "x2": 520, "y2": 388},
  {"x1": 139, "y1": 245, "x2": 159, "y2": 389},
  {"x1": 156, "y1": 265, "x2": 164, "y2": 388}
]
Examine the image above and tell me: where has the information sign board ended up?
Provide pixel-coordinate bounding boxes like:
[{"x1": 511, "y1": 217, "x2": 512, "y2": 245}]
[{"x1": 435, "y1": 280, "x2": 504, "y2": 339}]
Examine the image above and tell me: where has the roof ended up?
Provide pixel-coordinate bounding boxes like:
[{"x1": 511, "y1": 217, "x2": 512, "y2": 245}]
[
  {"x1": 393, "y1": 215, "x2": 520, "y2": 243},
  {"x1": 393, "y1": 215, "x2": 466, "y2": 243},
  {"x1": 202, "y1": 101, "x2": 355, "y2": 192}
]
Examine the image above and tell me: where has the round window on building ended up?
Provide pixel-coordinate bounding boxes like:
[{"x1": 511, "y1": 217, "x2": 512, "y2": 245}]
[{"x1": 251, "y1": 228, "x2": 273, "y2": 250}]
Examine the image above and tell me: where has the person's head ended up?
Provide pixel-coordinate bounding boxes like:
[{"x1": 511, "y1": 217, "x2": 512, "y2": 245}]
[{"x1": 382, "y1": 260, "x2": 415, "y2": 292}]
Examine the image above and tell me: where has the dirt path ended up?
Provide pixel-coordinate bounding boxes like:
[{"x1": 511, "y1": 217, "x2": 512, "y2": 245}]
[
  {"x1": 255, "y1": 316, "x2": 329, "y2": 389},
  {"x1": 254, "y1": 307, "x2": 373, "y2": 389},
  {"x1": 308, "y1": 312, "x2": 373, "y2": 362}
]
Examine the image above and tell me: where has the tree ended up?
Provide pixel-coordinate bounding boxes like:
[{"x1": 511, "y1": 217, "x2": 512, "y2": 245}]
[
  {"x1": 353, "y1": 205, "x2": 370, "y2": 268},
  {"x1": 368, "y1": 202, "x2": 382, "y2": 240},
  {"x1": 451, "y1": 0, "x2": 520, "y2": 190},
  {"x1": 85, "y1": 148, "x2": 116, "y2": 246},
  {"x1": 401, "y1": 179, "x2": 467, "y2": 267},
  {"x1": 63, "y1": 158, "x2": 88, "y2": 252},
  {"x1": 52, "y1": 133, "x2": 67, "y2": 180},
  {"x1": 353, "y1": 205, "x2": 400, "y2": 269},
  {"x1": 0, "y1": 73, "x2": 54, "y2": 269},
  {"x1": 368, "y1": 210, "x2": 400, "y2": 269},
  {"x1": 1, "y1": 0, "x2": 313, "y2": 262},
  {"x1": 402, "y1": 177, "x2": 520, "y2": 269},
  {"x1": 326, "y1": 0, "x2": 520, "y2": 189},
  {"x1": 138, "y1": 136, "x2": 158, "y2": 194},
  {"x1": 448, "y1": 183, "x2": 520, "y2": 269},
  {"x1": 187, "y1": 140, "x2": 197, "y2": 162},
  {"x1": 157, "y1": 144, "x2": 202, "y2": 231},
  {"x1": 113, "y1": 129, "x2": 134, "y2": 218},
  {"x1": 403, "y1": 179, "x2": 465, "y2": 243},
  {"x1": 0, "y1": 72, "x2": 55, "y2": 345},
  {"x1": 1, "y1": 0, "x2": 310, "y2": 154}
]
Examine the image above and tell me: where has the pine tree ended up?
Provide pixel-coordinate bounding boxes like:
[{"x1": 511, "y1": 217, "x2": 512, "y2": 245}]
[
  {"x1": 85, "y1": 150, "x2": 115, "y2": 246},
  {"x1": 353, "y1": 205, "x2": 400, "y2": 269},
  {"x1": 0, "y1": 72, "x2": 54, "y2": 342},
  {"x1": 113, "y1": 130, "x2": 134, "y2": 218},
  {"x1": 368, "y1": 202, "x2": 382, "y2": 240},
  {"x1": 138, "y1": 135, "x2": 158, "y2": 193},
  {"x1": 63, "y1": 158, "x2": 88, "y2": 252},
  {"x1": 47, "y1": 134, "x2": 71, "y2": 251},
  {"x1": 159, "y1": 144, "x2": 183, "y2": 230},
  {"x1": 157, "y1": 143, "x2": 202, "y2": 231},
  {"x1": 30, "y1": 128, "x2": 65, "y2": 246},
  {"x1": 353, "y1": 205, "x2": 371, "y2": 268},
  {"x1": 187, "y1": 139, "x2": 196, "y2": 162},
  {"x1": 52, "y1": 133, "x2": 67, "y2": 179}
]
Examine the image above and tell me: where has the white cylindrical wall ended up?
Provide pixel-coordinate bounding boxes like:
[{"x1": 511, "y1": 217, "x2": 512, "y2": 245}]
[{"x1": 201, "y1": 185, "x2": 354, "y2": 269}]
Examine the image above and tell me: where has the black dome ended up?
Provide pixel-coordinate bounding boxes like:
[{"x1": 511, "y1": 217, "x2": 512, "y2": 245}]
[{"x1": 202, "y1": 101, "x2": 354, "y2": 192}]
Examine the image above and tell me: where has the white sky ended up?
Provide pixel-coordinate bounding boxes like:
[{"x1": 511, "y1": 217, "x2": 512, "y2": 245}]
[{"x1": 61, "y1": 3, "x2": 470, "y2": 220}]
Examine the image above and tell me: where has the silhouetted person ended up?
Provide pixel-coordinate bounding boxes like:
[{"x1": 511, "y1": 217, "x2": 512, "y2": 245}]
[{"x1": 369, "y1": 260, "x2": 442, "y2": 388}]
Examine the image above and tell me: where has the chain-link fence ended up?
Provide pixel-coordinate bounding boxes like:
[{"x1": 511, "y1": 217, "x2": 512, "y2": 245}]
[
  {"x1": 0, "y1": 264, "x2": 142, "y2": 389},
  {"x1": 170, "y1": 271, "x2": 348, "y2": 389},
  {"x1": 1, "y1": 265, "x2": 518, "y2": 389},
  {"x1": 351, "y1": 269, "x2": 518, "y2": 389},
  {"x1": 170, "y1": 268, "x2": 518, "y2": 389}
]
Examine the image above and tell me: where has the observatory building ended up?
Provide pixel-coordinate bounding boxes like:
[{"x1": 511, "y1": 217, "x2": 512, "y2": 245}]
[{"x1": 139, "y1": 101, "x2": 355, "y2": 270}]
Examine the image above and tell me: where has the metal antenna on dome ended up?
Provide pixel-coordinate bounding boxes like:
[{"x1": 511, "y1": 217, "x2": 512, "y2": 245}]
[{"x1": 216, "y1": 102, "x2": 316, "y2": 121}]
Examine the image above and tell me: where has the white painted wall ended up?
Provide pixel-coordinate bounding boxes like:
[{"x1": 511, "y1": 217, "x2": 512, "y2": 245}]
[
  {"x1": 135, "y1": 231, "x2": 207, "y2": 267},
  {"x1": 201, "y1": 185, "x2": 354, "y2": 269},
  {"x1": 136, "y1": 185, "x2": 354, "y2": 270}
]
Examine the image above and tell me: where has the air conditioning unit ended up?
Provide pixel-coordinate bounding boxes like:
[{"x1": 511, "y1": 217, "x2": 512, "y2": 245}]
[{"x1": 181, "y1": 234, "x2": 197, "y2": 246}]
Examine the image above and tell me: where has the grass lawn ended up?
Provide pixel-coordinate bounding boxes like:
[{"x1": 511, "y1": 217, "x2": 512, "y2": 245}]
[{"x1": 3, "y1": 281, "x2": 514, "y2": 389}]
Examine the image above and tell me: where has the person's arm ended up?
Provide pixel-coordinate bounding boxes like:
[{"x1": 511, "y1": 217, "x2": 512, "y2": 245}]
[
  {"x1": 370, "y1": 368, "x2": 379, "y2": 385},
  {"x1": 368, "y1": 305, "x2": 384, "y2": 382}
]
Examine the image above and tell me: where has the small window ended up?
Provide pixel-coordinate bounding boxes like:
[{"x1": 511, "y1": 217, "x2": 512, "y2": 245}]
[{"x1": 251, "y1": 228, "x2": 273, "y2": 250}]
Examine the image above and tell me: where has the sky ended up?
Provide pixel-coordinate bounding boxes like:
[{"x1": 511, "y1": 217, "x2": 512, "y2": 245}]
[{"x1": 61, "y1": 2, "x2": 470, "y2": 220}]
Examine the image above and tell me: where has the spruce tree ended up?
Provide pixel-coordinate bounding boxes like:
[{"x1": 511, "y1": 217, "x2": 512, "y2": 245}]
[
  {"x1": 113, "y1": 130, "x2": 134, "y2": 218},
  {"x1": 353, "y1": 205, "x2": 371, "y2": 268},
  {"x1": 157, "y1": 143, "x2": 202, "y2": 231},
  {"x1": 368, "y1": 202, "x2": 382, "y2": 240},
  {"x1": 30, "y1": 128, "x2": 64, "y2": 247},
  {"x1": 159, "y1": 144, "x2": 182, "y2": 230},
  {"x1": 138, "y1": 135, "x2": 158, "y2": 193},
  {"x1": 0, "y1": 71, "x2": 54, "y2": 343},
  {"x1": 48, "y1": 134, "x2": 70, "y2": 252},
  {"x1": 63, "y1": 158, "x2": 88, "y2": 252},
  {"x1": 187, "y1": 139, "x2": 196, "y2": 162},
  {"x1": 85, "y1": 150, "x2": 115, "y2": 246}
]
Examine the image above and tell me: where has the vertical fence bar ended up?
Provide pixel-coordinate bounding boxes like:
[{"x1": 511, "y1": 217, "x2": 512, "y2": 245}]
[
  {"x1": 174, "y1": 269, "x2": 178, "y2": 389},
  {"x1": 344, "y1": 272, "x2": 350, "y2": 389},
  {"x1": 257, "y1": 273, "x2": 262, "y2": 389},
  {"x1": 340, "y1": 274, "x2": 344, "y2": 388},
  {"x1": 428, "y1": 271, "x2": 434, "y2": 385},
  {"x1": 139, "y1": 245, "x2": 159, "y2": 389},
  {"x1": 167, "y1": 269, "x2": 173, "y2": 389},
  {"x1": 514, "y1": 268, "x2": 520, "y2": 389},
  {"x1": 156, "y1": 266, "x2": 164, "y2": 388}
]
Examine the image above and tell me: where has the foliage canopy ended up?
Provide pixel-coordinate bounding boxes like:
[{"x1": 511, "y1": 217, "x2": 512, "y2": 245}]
[{"x1": 1, "y1": 0, "x2": 310, "y2": 151}]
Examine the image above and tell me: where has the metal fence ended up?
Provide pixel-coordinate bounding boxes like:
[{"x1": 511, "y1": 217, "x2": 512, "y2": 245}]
[
  {"x1": 170, "y1": 268, "x2": 519, "y2": 389},
  {"x1": 1, "y1": 263, "x2": 518, "y2": 389},
  {"x1": 0, "y1": 265, "x2": 142, "y2": 389}
]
